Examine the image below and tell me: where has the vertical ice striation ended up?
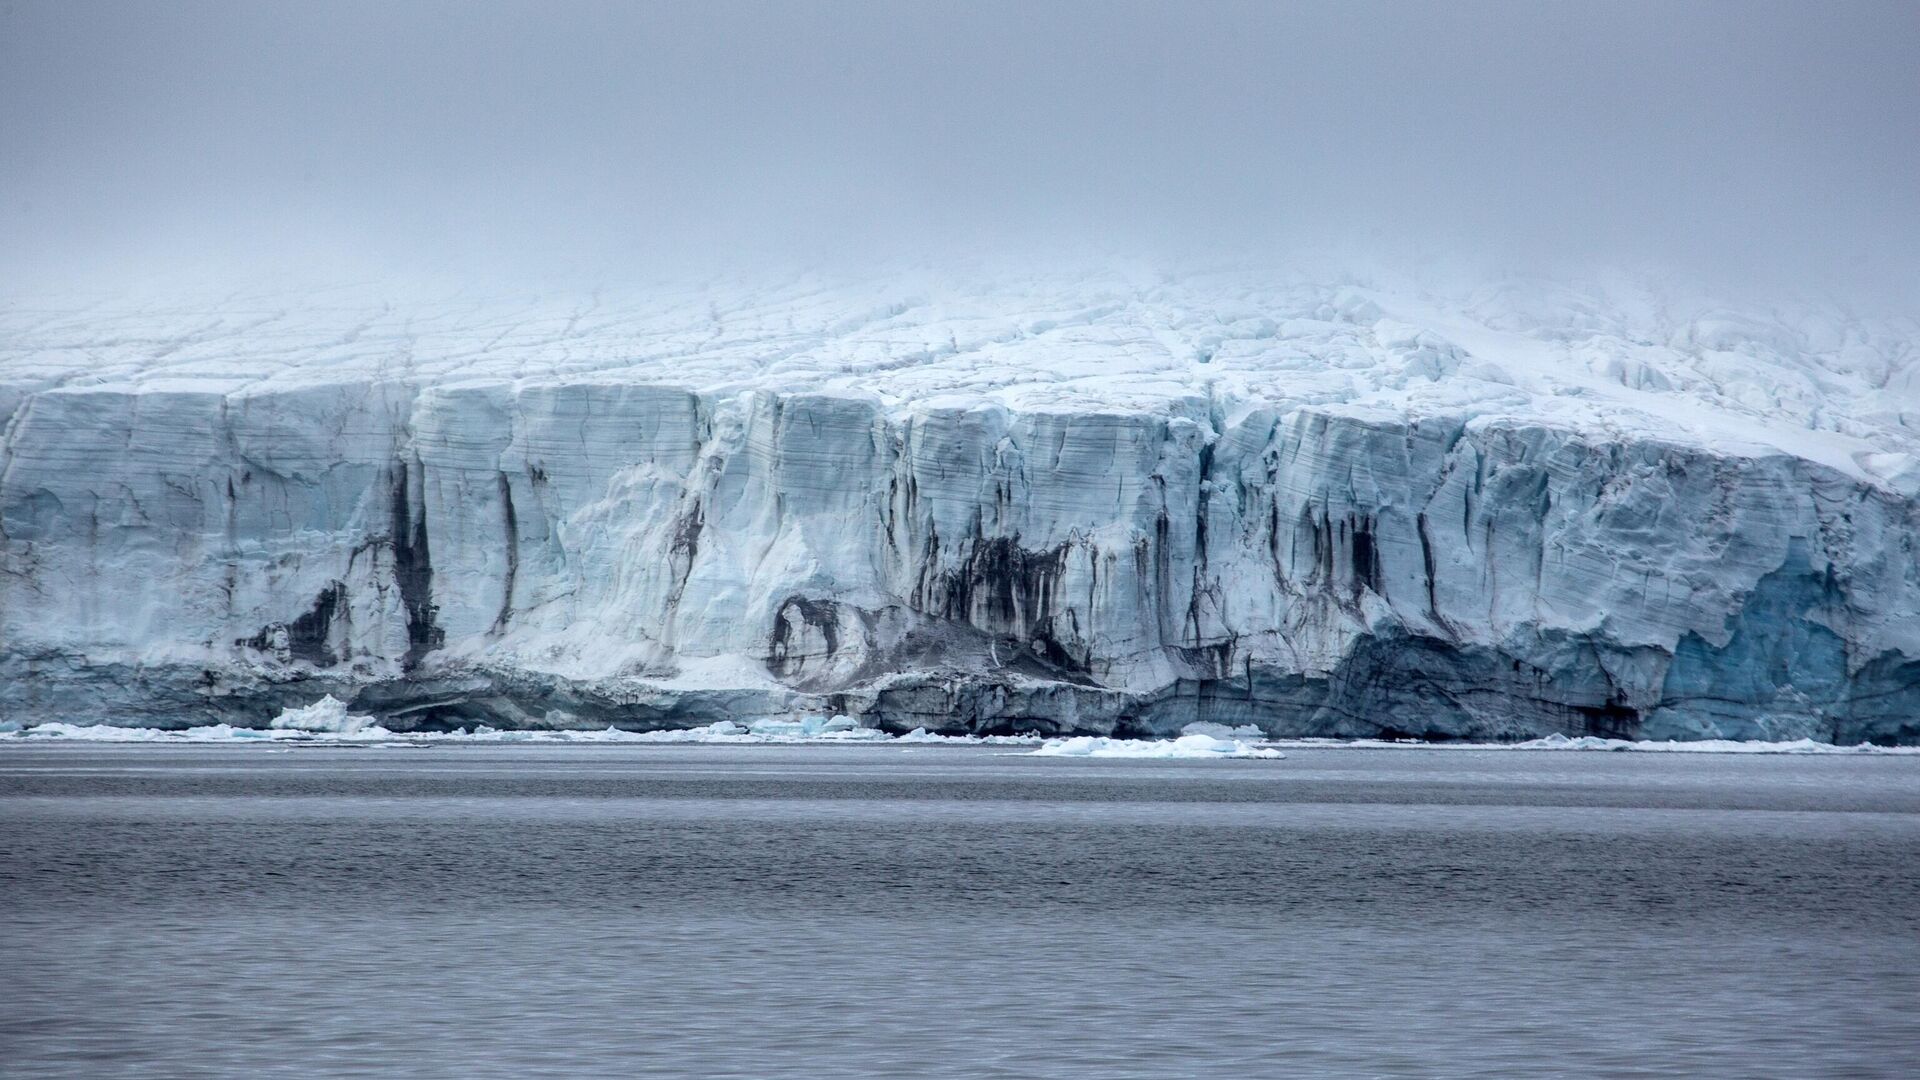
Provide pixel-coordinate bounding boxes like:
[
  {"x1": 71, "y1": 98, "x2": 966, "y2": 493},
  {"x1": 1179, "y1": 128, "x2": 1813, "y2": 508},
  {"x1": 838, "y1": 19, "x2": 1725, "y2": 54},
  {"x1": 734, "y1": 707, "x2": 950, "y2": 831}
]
[{"x1": 3, "y1": 271, "x2": 1917, "y2": 741}]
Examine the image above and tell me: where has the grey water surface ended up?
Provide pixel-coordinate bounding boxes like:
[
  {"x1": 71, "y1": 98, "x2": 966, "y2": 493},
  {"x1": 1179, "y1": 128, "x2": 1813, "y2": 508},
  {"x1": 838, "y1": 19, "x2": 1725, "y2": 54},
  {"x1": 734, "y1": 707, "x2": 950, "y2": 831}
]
[{"x1": 3, "y1": 744, "x2": 1917, "y2": 1078}]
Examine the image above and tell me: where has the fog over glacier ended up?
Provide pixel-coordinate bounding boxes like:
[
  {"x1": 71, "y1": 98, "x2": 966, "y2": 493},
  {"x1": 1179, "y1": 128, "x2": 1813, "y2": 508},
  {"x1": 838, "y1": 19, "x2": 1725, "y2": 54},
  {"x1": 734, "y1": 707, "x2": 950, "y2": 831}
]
[
  {"x1": 2, "y1": 2, "x2": 1918, "y2": 742},
  {"x1": 4, "y1": 0, "x2": 1917, "y2": 294}
]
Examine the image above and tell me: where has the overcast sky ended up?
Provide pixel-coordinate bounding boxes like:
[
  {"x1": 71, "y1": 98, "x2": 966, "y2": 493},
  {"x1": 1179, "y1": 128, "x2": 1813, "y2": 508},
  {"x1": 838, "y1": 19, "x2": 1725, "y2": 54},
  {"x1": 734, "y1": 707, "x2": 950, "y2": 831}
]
[{"x1": 3, "y1": 0, "x2": 1916, "y2": 296}]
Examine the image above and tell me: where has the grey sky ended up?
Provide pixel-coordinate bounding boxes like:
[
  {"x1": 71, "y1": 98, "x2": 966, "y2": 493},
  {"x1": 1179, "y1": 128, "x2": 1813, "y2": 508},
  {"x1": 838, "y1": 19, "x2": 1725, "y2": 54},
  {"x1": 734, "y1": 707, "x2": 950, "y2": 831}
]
[{"x1": 3, "y1": 0, "x2": 1916, "y2": 295}]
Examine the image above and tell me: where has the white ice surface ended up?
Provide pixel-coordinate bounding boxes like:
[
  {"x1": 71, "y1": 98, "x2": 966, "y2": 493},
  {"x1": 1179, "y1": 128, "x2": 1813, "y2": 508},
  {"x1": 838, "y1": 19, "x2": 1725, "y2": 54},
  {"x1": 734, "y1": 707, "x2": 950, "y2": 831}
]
[
  {"x1": 0, "y1": 708, "x2": 1031, "y2": 746},
  {"x1": 4, "y1": 265, "x2": 1914, "y2": 483},
  {"x1": 1504, "y1": 732, "x2": 1920, "y2": 754},
  {"x1": 5, "y1": 719, "x2": 1917, "y2": 753}
]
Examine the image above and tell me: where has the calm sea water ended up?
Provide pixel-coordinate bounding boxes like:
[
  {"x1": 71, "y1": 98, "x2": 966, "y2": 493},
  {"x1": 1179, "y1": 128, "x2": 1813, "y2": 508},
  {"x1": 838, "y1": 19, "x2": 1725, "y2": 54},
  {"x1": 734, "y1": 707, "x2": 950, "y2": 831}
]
[{"x1": 3, "y1": 744, "x2": 1917, "y2": 1078}]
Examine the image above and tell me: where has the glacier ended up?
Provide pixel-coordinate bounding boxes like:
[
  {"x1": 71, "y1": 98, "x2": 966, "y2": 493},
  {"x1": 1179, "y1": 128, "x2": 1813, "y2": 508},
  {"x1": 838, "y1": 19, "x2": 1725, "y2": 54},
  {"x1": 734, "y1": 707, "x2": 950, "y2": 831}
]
[{"x1": 2, "y1": 267, "x2": 1917, "y2": 743}]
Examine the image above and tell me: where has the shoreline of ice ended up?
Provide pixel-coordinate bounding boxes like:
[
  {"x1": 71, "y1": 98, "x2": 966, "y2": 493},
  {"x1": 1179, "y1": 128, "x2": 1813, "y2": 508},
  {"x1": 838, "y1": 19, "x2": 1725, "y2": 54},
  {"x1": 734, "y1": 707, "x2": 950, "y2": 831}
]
[{"x1": 2, "y1": 709, "x2": 1916, "y2": 755}]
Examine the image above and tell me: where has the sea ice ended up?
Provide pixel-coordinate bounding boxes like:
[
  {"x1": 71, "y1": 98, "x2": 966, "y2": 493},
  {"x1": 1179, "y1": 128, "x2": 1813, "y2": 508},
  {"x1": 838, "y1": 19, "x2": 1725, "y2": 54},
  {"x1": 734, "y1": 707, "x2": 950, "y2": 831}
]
[
  {"x1": 6, "y1": 720, "x2": 1917, "y2": 754},
  {"x1": 1029, "y1": 733, "x2": 1285, "y2": 759},
  {"x1": 269, "y1": 695, "x2": 382, "y2": 735},
  {"x1": 1505, "y1": 733, "x2": 1920, "y2": 754}
]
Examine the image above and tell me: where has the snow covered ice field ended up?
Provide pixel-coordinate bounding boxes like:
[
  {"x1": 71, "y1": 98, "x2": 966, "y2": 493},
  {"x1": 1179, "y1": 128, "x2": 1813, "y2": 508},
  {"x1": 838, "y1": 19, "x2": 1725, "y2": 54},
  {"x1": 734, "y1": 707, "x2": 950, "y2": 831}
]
[{"x1": 4, "y1": 266, "x2": 1919, "y2": 744}]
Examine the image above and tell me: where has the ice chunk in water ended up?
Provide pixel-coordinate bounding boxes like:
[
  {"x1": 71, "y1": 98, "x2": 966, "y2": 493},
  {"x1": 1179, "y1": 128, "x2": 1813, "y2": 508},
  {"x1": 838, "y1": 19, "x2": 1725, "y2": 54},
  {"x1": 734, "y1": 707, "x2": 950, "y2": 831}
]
[
  {"x1": 1030, "y1": 734, "x2": 1284, "y2": 759},
  {"x1": 269, "y1": 696, "x2": 380, "y2": 735}
]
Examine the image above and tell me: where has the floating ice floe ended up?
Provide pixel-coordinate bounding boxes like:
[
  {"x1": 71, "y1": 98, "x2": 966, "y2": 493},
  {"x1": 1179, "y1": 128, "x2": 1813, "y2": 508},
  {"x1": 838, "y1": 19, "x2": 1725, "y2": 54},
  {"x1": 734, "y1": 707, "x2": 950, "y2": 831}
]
[
  {"x1": 898, "y1": 727, "x2": 1047, "y2": 746},
  {"x1": 1028, "y1": 733, "x2": 1285, "y2": 759},
  {"x1": 0, "y1": 710, "x2": 1031, "y2": 746},
  {"x1": 1505, "y1": 733, "x2": 1920, "y2": 754},
  {"x1": 268, "y1": 695, "x2": 382, "y2": 735},
  {"x1": 605, "y1": 716, "x2": 892, "y2": 743},
  {"x1": 1260, "y1": 734, "x2": 1920, "y2": 754}
]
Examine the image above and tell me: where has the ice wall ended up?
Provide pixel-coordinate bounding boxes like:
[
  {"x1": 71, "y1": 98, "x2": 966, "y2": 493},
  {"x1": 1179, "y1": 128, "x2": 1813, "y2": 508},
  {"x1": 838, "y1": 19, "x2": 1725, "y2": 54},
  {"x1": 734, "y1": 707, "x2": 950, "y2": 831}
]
[{"x1": 5, "y1": 370, "x2": 1916, "y2": 742}]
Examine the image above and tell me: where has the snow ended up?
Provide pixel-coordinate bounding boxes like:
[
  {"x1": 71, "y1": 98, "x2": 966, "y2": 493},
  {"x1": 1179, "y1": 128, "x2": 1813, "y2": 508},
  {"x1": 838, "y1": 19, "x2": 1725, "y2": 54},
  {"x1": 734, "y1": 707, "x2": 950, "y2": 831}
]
[{"x1": 3, "y1": 266, "x2": 1912, "y2": 477}]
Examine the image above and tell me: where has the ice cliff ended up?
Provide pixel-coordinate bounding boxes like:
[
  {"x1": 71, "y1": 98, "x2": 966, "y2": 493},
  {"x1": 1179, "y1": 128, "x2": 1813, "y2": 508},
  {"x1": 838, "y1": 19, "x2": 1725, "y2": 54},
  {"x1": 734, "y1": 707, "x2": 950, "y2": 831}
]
[{"x1": 4, "y1": 268, "x2": 1917, "y2": 742}]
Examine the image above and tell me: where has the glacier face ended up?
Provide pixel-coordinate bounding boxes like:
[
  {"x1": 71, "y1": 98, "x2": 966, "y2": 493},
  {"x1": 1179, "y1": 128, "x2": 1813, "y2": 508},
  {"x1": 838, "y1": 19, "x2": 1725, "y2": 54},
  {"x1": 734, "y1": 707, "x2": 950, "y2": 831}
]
[{"x1": 3, "y1": 269, "x2": 1918, "y2": 742}]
